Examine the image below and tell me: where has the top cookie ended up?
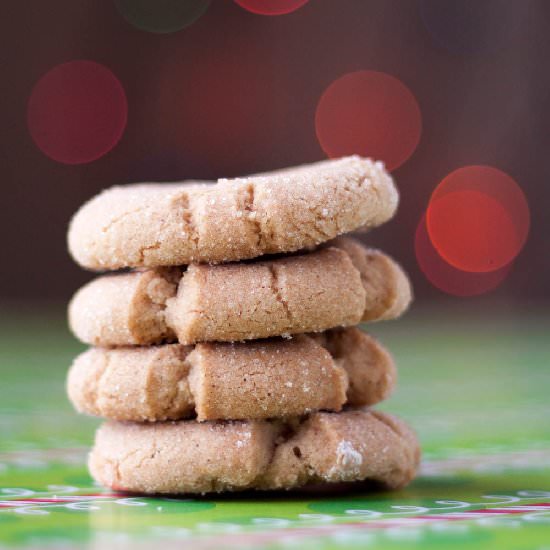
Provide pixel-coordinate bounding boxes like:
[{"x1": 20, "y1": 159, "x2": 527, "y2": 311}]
[{"x1": 68, "y1": 156, "x2": 398, "y2": 270}]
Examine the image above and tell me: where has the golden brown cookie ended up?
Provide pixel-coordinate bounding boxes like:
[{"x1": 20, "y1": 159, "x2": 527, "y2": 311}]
[
  {"x1": 89, "y1": 409, "x2": 419, "y2": 494},
  {"x1": 68, "y1": 239, "x2": 411, "y2": 347},
  {"x1": 68, "y1": 156, "x2": 398, "y2": 270},
  {"x1": 330, "y1": 237, "x2": 412, "y2": 322},
  {"x1": 67, "y1": 328, "x2": 395, "y2": 422}
]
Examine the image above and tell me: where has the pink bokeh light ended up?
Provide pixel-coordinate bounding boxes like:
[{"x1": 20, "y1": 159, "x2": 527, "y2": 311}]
[
  {"x1": 315, "y1": 70, "x2": 422, "y2": 171},
  {"x1": 27, "y1": 60, "x2": 127, "y2": 165},
  {"x1": 234, "y1": 0, "x2": 309, "y2": 16}
]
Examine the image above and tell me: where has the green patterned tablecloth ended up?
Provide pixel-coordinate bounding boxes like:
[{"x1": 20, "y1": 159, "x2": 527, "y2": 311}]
[{"x1": 1, "y1": 309, "x2": 549, "y2": 549}]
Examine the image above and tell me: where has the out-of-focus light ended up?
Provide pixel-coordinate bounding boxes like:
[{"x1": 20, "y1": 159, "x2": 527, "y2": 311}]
[
  {"x1": 420, "y1": 0, "x2": 515, "y2": 54},
  {"x1": 27, "y1": 60, "x2": 127, "y2": 165},
  {"x1": 114, "y1": 0, "x2": 211, "y2": 33},
  {"x1": 416, "y1": 213, "x2": 511, "y2": 297},
  {"x1": 234, "y1": 0, "x2": 309, "y2": 16},
  {"x1": 427, "y1": 166, "x2": 530, "y2": 273},
  {"x1": 315, "y1": 71, "x2": 421, "y2": 171}
]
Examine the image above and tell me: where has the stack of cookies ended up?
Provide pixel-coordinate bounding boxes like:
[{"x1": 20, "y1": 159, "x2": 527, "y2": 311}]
[{"x1": 66, "y1": 156, "x2": 420, "y2": 494}]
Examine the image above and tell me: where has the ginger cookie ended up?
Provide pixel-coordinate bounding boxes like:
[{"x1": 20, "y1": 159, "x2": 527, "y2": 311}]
[
  {"x1": 89, "y1": 409, "x2": 419, "y2": 494},
  {"x1": 68, "y1": 239, "x2": 411, "y2": 346},
  {"x1": 67, "y1": 328, "x2": 395, "y2": 422},
  {"x1": 68, "y1": 156, "x2": 398, "y2": 269}
]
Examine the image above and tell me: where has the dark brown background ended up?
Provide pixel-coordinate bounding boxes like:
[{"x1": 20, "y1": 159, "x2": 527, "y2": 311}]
[{"x1": 2, "y1": 0, "x2": 548, "y2": 307}]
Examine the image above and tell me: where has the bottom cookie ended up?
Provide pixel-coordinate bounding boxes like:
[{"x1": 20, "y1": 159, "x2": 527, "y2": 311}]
[{"x1": 89, "y1": 409, "x2": 420, "y2": 494}]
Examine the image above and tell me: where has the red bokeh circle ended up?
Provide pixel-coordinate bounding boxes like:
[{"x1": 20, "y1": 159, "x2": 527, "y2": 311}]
[
  {"x1": 27, "y1": 60, "x2": 128, "y2": 165},
  {"x1": 315, "y1": 70, "x2": 422, "y2": 171},
  {"x1": 416, "y1": 213, "x2": 511, "y2": 297},
  {"x1": 234, "y1": 0, "x2": 309, "y2": 15},
  {"x1": 427, "y1": 166, "x2": 530, "y2": 272}
]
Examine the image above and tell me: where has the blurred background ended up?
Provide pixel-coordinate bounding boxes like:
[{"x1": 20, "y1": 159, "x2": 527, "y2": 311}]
[
  {"x1": 1, "y1": 0, "x2": 548, "y2": 310},
  {"x1": 1, "y1": 4, "x2": 550, "y2": 547}
]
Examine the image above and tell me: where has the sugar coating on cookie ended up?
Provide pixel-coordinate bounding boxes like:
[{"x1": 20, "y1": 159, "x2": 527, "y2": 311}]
[
  {"x1": 68, "y1": 239, "x2": 411, "y2": 347},
  {"x1": 68, "y1": 156, "x2": 398, "y2": 269},
  {"x1": 88, "y1": 409, "x2": 420, "y2": 494},
  {"x1": 67, "y1": 328, "x2": 396, "y2": 422},
  {"x1": 309, "y1": 326, "x2": 396, "y2": 406},
  {"x1": 165, "y1": 247, "x2": 366, "y2": 343},
  {"x1": 329, "y1": 237, "x2": 412, "y2": 322},
  {"x1": 68, "y1": 267, "x2": 181, "y2": 346}
]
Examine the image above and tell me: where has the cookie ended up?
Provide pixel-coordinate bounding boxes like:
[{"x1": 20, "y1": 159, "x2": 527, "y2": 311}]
[
  {"x1": 67, "y1": 328, "x2": 395, "y2": 422},
  {"x1": 68, "y1": 267, "x2": 181, "y2": 346},
  {"x1": 68, "y1": 156, "x2": 398, "y2": 270},
  {"x1": 68, "y1": 239, "x2": 411, "y2": 347},
  {"x1": 89, "y1": 409, "x2": 419, "y2": 494},
  {"x1": 329, "y1": 237, "x2": 412, "y2": 322}
]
